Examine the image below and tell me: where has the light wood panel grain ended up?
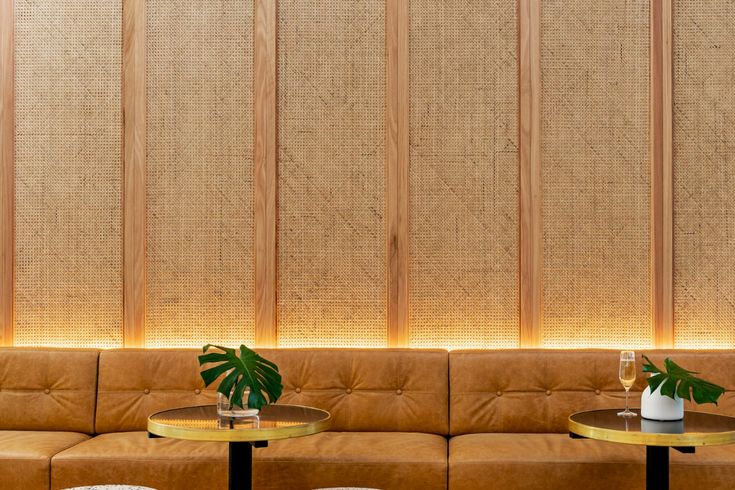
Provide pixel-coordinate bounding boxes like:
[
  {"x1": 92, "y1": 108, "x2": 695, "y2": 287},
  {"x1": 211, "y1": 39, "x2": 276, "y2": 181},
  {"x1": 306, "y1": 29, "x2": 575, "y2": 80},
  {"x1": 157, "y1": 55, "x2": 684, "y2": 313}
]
[
  {"x1": 123, "y1": 0, "x2": 146, "y2": 347},
  {"x1": 519, "y1": 0, "x2": 542, "y2": 347},
  {"x1": 386, "y1": 0, "x2": 409, "y2": 347},
  {"x1": 651, "y1": 0, "x2": 674, "y2": 348},
  {"x1": 254, "y1": 0, "x2": 277, "y2": 348},
  {"x1": 0, "y1": 0, "x2": 13, "y2": 346}
]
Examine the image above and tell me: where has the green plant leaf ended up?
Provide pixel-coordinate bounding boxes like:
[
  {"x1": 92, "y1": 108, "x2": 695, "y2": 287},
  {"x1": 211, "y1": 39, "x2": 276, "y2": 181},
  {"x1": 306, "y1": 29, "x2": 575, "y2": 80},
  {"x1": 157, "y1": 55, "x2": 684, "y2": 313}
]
[
  {"x1": 198, "y1": 344, "x2": 283, "y2": 410},
  {"x1": 691, "y1": 380, "x2": 725, "y2": 405},
  {"x1": 676, "y1": 379, "x2": 692, "y2": 402},
  {"x1": 660, "y1": 376, "x2": 678, "y2": 398},
  {"x1": 642, "y1": 355, "x2": 725, "y2": 406},
  {"x1": 647, "y1": 373, "x2": 668, "y2": 393},
  {"x1": 642, "y1": 355, "x2": 662, "y2": 374},
  {"x1": 664, "y1": 357, "x2": 698, "y2": 376}
]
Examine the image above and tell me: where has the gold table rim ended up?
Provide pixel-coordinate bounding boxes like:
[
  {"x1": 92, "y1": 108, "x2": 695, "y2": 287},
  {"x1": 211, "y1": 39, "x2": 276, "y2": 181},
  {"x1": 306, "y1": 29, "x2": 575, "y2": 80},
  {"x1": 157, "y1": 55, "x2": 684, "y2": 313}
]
[
  {"x1": 147, "y1": 404, "x2": 332, "y2": 442},
  {"x1": 568, "y1": 409, "x2": 735, "y2": 447}
]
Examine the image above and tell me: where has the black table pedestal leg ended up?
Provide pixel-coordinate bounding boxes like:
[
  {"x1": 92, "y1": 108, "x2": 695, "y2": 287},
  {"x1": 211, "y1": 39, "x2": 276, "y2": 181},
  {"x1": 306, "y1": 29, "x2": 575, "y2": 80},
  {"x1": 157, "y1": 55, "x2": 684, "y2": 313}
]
[
  {"x1": 646, "y1": 446, "x2": 669, "y2": 490},
  {"x1": 229, "y1": 442, "x2": 252, "y2": 490}
]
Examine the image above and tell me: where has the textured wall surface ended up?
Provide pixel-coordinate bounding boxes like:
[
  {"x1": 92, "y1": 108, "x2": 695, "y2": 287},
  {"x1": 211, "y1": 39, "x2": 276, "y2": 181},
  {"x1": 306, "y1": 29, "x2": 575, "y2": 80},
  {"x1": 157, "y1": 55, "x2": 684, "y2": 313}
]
[
  {"x1": 673, "y1": 1, "x2": 735, "y2": 347},
  {"x1": 14, "y1": 0, "x2": 123, "y2": 347},
  {"x1": 276, "y1": 0, "x2": 387, "y2": 347},
  {"x1": 540, "y1": 1, "x2": 652, "y2": 347},
  {"x1": 9, "y1": 0, "x2": 735, "y2": 350},
  {"x1": 145, "y1": 0, "x2": 255, "y2": 347},
  {"x1": 408, "y1": 0, "x2": 519, "y2": 349}
]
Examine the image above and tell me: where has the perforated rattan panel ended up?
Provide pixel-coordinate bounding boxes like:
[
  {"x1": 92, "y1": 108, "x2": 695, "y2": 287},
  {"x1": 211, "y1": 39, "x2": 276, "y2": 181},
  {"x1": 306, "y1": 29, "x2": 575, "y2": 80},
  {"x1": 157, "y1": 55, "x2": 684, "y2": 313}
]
[
  {"x1": 407, "y1": 0, "x2": 519, "y2": 349},
  {"x1": 13, "y1": 0, "x2": 123, "y2": 347},
  {"x1": 673, "y1": 1, "x2": 735, "y2": 347},
  {"x1": 145, "y1": 1, "x2": 255, "y2": 347},
  {"x1": 540, "y1": 1, "x2": 653, "y2": 348},
  {"x1": 277, "y1": 0, "x2": 387, "y2": 347}
]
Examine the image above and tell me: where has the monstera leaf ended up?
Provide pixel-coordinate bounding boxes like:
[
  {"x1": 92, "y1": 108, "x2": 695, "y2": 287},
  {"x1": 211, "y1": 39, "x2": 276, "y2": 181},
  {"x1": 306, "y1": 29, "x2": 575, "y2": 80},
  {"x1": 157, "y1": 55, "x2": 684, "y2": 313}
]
[
  {"x1": 198, "y1": 345, "x2": 283, "y2": 410},
  {"x1": 642, "y1": 355, "x2": 725, "y2": 405}
]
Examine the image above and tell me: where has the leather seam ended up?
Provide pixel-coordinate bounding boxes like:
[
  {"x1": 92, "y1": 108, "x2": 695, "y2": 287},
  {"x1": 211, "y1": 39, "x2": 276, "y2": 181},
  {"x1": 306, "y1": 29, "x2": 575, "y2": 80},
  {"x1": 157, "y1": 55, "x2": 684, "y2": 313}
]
[{"x1": 52, "y1": 457, "x2": 226, "y2": 463}]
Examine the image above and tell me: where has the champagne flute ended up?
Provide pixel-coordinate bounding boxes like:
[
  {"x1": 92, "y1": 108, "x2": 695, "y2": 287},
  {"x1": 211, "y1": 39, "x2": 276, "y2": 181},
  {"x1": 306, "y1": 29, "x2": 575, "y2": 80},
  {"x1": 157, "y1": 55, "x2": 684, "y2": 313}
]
[{"x1": 618, "y1": 350, "x2": 637, "y2": 417}]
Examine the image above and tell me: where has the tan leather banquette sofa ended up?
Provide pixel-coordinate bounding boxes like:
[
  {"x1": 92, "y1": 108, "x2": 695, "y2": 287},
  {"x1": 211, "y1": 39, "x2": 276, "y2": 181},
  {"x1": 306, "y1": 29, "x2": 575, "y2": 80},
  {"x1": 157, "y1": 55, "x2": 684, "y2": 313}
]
[{"x1": 2, "y1": 348, "x2": 735, "y2": 490}]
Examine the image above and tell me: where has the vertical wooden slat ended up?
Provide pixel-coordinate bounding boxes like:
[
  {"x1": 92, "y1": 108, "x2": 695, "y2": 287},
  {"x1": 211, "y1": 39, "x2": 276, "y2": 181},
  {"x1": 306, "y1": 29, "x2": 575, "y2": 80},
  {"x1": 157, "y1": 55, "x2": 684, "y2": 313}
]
[
  {"x1": 519, "y1": 0, "x2": 542, "y2": 347},
  {"x1": 0, "y1": 0, "x2": 14, "y2": 346},
  {"x1": 122, "y1": 0, "x2": 146, "y2": 347},
  {"x1": 254, "y1": 0, "x2": 277, "y2": 348},
  {"x1": 386, "y1": 0, "x2": 409, "y2": 347},
  {"x1": 651, "y1": 0, "x2": 674, "y2": 348}
]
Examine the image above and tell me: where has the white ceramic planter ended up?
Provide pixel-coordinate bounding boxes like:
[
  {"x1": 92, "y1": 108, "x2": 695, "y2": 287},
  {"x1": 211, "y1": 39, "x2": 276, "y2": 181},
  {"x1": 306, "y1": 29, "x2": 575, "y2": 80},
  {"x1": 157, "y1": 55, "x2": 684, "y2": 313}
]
[{"x1": 641, "y1": 383, "x2": 684, "y2": 421}]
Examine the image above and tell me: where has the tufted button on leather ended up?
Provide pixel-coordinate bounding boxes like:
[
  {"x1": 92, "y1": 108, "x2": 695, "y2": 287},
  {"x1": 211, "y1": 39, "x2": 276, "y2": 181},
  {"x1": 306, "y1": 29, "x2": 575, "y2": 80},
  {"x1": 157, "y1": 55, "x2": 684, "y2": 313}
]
[
  {"x1": 545, "y1": 390, "x2": 552, "y2": 396},
  {"x1": 144, "y1": 388, "x2": 150, "y2": 395},
  {"x1": 195, "y1": 389, "x2": 201, "y2": 395},
  {"x1": 44, "y1": 388, "x2": 50, "y2": 395},
  {"x1": 396, "y1": 389, "x2": 403, "y2": 395},
  {"x1": 496, "y1": 391, "x2": 503, "y2": 397},
  {"x1": 595, "y1": 389, "x2": 601, "y2": 395},
  {"x1": 345, "y1": 388, "x2": 352, "y2": 394},
  {"x1": 295, "y1": 387, "x2": 301, "y2": 394}
]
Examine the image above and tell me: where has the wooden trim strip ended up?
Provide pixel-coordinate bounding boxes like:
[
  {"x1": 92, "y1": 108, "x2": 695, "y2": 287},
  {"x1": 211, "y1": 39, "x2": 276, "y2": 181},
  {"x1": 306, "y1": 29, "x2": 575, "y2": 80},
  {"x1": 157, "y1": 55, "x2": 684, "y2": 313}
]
[
  {"x1": 254, "y1": 0, "x2": 278, "y2": 348},
  {"x1": 519, "y1": 0, "x2": 542, "y2": 348},
  {"x1": 651, "y1": 0, "x2": 674, "y2": 348},
  {"x1": 0, "y1": 0, "x2": 14, "y2": 347},
  {"x1": 122, "y1": 0, "x2": 147, "y2": 347},
  {"x1": 386, "y1": 0, "x2": 409, "y2": 348}
]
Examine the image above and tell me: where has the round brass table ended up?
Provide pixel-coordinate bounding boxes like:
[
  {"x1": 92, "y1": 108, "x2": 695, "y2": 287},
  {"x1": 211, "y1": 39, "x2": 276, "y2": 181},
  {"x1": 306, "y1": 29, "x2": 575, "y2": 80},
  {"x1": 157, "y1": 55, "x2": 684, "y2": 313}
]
[
  {"x1": 148, "y1": 404, "x2": 331, "y2": 490},
  {"x1": 569, "y1": 409, "x2": 735, "y2": 490}
]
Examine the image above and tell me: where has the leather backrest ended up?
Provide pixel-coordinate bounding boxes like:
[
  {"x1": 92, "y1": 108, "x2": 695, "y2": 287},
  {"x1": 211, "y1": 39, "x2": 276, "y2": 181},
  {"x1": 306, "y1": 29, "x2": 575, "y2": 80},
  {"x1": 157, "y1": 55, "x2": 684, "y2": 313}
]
[
  {"x1": 96, "y1": 348, "x2": 449, "y2": 435},
  {"x1": 450, "y1": 349, "x2": 735, "y2": 435},
  {"x1": 259, "y1": 349, "x2": 449, "y2": 434},
  {"x1": 0, "y1": 348, "x2": 99, "y2": 433},
  {"x1": 96, "y1": 349, "x2": 216, "y2": 433}
]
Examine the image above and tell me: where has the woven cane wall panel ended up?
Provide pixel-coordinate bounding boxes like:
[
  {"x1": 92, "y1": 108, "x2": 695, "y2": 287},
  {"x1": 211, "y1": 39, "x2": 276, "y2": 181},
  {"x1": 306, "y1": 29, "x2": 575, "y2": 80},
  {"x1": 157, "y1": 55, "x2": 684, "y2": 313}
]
[
  {"x1": 407, "y1": 0, "x2": 519, "y2": 349},
  {"x1": 673, "y1": 2, "x2": 735, "y2": 347},
  {"x1": 277, "y1": 0, "x2": 387, "y2": 347},
  {"x1": 145, "y1": 0, "x2": 255, "y2": 347},
  {"x1": 13, "y1": 0, "x2": 123, "y2": 348},
  {"x1": 540, "y1": 1, "x2": 653, "y2": 348}
]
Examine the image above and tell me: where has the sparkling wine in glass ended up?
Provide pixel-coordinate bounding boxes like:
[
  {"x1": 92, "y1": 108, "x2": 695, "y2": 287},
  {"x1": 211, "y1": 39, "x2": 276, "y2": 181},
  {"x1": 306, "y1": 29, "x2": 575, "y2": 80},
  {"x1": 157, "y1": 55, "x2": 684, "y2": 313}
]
[{"x1": 618, "y1": 350, "x2": 637, "y2": 418}]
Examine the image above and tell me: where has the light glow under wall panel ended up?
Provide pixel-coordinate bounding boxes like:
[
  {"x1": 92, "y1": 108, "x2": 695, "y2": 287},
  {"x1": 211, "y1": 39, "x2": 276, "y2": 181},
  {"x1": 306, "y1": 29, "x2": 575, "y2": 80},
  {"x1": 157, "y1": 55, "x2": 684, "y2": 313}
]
[
  {"x1": 673, "y1": 1, "x2": 735, "y2": 348},
  {"x1": 407, "y1": 0, "x2": 519, "y2": 349},
  {"x1": 145, "y1": 0, "x2": 255, "y2": 347},
  {"x1": 14, "y1": 0, "x2": 123, "y2": 347},
  {"x1": 277, "y1": 0, "x2": 387, "y2": 347},
  {"x1": 540, "y1": 1, "x2": 653, "y2": 348}
]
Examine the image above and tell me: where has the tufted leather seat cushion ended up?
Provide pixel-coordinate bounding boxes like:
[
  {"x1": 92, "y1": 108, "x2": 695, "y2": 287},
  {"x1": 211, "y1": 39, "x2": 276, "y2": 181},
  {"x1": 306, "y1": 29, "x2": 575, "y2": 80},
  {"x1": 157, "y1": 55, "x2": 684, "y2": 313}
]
[
  {"x1": 51, "y1": 431, "x2": 447, "y2": 490},
  {"x1": 0, "y1": 430, "x2": 90, "y2": 490},
  {"x1": 50, "y1": 432, "x2": 227, "y2": 490},
  {"x1": 449, "y1": 349, "x2": 735, "y2": 435},
  {"x1": 95, "y1": 349, "x2": 217, "y2": 433},
  {"x1": 84, "y1": 348, "x2": 448, "y2": 490},
  {"x1": 253, "y1": 432, "x2": 447, "y2": 490},
  {"x1": 96, "y1": 348, "x2": 448, "y2": 435},
  {"x1": 0, "y1": 348, "x2": 99, "y2": 433},
  {"x1": 258, "y1": 349, "x2": 449, "y2": 434},
  {"x1": 449, "y1": 433, "x2": 735, "y2": 490}
]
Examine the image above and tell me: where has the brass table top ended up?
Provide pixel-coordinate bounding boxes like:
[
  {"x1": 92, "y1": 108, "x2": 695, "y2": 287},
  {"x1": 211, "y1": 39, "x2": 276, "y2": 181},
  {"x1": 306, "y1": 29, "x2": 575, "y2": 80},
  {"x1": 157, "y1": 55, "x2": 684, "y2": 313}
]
[
  {"x1": 569, "y1": 409, "x2": 735, "y2": 447},
  {"x1": 148, "y1": 404, "x2": 331, "y2": 443}
]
